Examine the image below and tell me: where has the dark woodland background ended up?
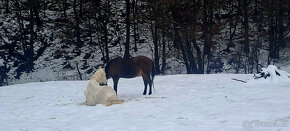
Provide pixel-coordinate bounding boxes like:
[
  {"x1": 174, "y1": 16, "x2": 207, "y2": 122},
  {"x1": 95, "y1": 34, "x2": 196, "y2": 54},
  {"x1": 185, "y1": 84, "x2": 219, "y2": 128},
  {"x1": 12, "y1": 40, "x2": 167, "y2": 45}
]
[{"x1": 0, "y1": 0, "x2": 290, "y2": 86}]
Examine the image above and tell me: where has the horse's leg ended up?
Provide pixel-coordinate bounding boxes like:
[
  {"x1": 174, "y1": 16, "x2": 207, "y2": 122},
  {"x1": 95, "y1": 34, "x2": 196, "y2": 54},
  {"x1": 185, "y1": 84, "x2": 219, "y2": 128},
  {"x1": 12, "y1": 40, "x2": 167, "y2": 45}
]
[
  {"x1": 142, "y1": 75, "x2": 148, "y2": 95},
  {"x1": 113, "y1": 77, "x2": 119, "y2": 95},
  {"x1": 148, "y1": 74, "x2": 153, "y2": 95}
]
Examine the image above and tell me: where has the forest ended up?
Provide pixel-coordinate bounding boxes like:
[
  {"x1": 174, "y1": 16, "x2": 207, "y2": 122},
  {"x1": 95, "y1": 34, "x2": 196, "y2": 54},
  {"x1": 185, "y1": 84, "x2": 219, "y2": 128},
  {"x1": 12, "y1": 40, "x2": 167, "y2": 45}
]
[{"x1": 0, "y1": 0, "x2": 290, "y2": 85}]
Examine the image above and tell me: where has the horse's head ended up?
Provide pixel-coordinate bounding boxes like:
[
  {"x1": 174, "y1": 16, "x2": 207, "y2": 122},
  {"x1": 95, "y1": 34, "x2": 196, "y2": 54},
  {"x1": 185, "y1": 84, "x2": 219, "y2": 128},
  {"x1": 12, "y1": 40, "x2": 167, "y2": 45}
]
[
  {"x1": 104, "y1": 57, "x2": 122, "y2": 79},
  {"x1": 91, "y1": 68, "x2": 107, "y2": 86},
  {"x1": 104, "y1": 64, "x2": 111, "y2": 79}
]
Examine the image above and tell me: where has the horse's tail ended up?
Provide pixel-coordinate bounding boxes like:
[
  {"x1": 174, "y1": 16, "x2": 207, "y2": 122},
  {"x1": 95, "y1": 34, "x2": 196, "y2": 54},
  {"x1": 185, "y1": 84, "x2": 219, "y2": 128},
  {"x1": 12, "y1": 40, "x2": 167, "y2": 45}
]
[
  {"x1": 151, "y1": 61, "x2": 156, "y2": 92},
  {"x1": 151, "y1": 61, "x2": 155, "y2": 81}
]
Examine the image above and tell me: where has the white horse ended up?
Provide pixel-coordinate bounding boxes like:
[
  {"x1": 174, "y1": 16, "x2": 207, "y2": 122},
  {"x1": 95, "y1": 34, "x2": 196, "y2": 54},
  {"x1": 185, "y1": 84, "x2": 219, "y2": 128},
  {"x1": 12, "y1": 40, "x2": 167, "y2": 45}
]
[{"x1": 84, "y1": 68, "x2": 124, "y2": 106}]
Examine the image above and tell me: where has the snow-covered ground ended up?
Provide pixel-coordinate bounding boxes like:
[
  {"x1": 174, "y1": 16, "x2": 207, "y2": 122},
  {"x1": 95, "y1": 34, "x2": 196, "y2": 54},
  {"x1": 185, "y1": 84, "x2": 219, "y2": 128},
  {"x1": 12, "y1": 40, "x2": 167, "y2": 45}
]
[{"x1": 0, "y1": 74, "x2": 290, "y2": 131}]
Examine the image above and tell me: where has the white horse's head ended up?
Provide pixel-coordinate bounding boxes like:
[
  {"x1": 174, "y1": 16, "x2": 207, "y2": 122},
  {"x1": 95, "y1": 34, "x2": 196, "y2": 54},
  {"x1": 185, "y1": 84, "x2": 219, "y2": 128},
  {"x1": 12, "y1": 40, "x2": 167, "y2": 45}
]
[{"x1": 91, "y1": 68, "x2": 107, "y2": 85}]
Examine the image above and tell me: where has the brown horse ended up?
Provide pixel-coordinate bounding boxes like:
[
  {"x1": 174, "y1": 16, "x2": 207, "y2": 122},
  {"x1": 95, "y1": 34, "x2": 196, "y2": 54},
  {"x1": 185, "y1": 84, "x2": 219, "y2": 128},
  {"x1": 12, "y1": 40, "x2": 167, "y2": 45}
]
[{"x1": 105, "y1": 56, "x2": 155, "y2": 95}]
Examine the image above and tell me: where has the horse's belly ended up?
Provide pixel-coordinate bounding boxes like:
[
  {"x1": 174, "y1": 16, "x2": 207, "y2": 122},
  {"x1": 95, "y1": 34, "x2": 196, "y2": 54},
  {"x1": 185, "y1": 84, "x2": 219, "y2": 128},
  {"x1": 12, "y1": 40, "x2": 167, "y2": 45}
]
[
  {"x1": 122, "y1": 72, "x2": 138, "y2": 78},
  {"x1": 121, "y1": 66, "x2": 139, "y2": 78}
]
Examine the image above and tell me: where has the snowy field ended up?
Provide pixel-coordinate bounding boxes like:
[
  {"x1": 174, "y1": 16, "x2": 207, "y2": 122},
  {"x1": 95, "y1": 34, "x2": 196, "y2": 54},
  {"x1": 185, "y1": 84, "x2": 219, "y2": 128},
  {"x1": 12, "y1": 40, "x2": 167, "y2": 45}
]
[{"x1": 0, "y1": 74, "x2": 290, "y2": 131}]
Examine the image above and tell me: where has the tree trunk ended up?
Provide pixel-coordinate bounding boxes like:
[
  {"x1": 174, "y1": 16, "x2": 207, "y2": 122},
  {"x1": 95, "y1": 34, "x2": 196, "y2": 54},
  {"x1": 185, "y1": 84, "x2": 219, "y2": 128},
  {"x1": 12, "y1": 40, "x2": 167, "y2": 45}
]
[
  {"x1": 191, "y1": 1, "x2": 203, "y2": 73},
  {"x1": 153, "y1": 23, "x2": 160, "y2": 74},
  {"x1": 161, "y1": 25, "x2": 166, "y2": 74},
  {"x1": 202, "y1": 0, "x2": 209, "y2": 72},
  {"x1": 28, "y1": 7, "x2": 35, "y2": 63},
  {"x1": 63, "y1": 0, "x2": 67, "y2": 17},
  {"x1": 73, "y1": 0, "x2": 83, "y2": 48},
  {"x1": 5, "y1": 0, "x2": 9, "y2": 13},
  {"x1": 277, "y1": 0, "x2": 285, "y2": 49},
  {"x1": 104, "y1": 0, "x2": 110, "y2": 62},
  {"x1": 185, "y1": 39, "x2": 198, "y2": 73},
  {"x1": 124, "y1": 0, "x2": 131, "y2": 58},
  {"x1": 76, "y1": 63, "x2": 82, "y2": 80},
  {"x1": 268, "y1": 0, "x2": 278, "y2": 60},
  {"x1": 180, "y1": 42, "x2": 191, "y2": 73},
  {"x1": 243, "y1": 0, "x2": 250, "y2": 54},
  {"x1": 33, "y1": 0, "x2": 42, "y2": 26},
  {"x1": 79, "y1": 0, "x2": 83, "y2": 18},
  {"x1": 133, "y1": 0, "x2": 138, "y2": 52},
  {"x1": 104, "y1": 25, "x2": 109, "y2": 63},
  {"x1": 193, "y1": 40, "x2": 203, "y2": 74}
]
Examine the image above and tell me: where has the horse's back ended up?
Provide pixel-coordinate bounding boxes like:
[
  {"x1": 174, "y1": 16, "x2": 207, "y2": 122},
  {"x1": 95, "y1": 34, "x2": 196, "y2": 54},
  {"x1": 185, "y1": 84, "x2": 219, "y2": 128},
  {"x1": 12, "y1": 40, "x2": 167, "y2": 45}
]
[
  {"x1": 105, "y1": 56, "x2": 153, "y2": 78},
  {"x1": 133, "y1": 56, "x2": 152, "y2": 65}
]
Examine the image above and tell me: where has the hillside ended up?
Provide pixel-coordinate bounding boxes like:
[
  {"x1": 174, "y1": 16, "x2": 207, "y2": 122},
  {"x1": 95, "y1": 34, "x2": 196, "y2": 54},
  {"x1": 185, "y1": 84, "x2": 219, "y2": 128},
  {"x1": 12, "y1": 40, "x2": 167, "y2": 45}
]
[{"x1": 1, "y1": 0, "x2": 290, "y2": 86}]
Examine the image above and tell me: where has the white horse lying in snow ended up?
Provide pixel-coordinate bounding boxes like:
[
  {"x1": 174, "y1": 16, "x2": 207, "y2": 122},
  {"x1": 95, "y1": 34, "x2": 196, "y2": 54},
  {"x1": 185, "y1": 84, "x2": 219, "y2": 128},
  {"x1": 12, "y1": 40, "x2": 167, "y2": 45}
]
[{"x1": 84, "y1": 68, "x2": 124, "y2": 106}]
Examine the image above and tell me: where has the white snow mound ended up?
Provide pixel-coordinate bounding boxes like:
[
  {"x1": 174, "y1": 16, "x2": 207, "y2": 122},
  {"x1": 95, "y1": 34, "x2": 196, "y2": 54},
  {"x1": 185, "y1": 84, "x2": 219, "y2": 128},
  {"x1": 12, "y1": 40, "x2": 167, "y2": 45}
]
[{"x1": 249, "y1": 65, "x2": 290, "y2": 83}]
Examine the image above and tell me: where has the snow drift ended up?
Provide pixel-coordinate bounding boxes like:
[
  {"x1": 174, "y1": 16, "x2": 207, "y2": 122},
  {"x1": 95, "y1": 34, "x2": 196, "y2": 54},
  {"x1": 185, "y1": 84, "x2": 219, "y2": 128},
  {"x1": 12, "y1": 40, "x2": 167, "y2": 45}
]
[
  {"x1": 1, "y1": 74, "x2": 290, "y2": 130},
  {"x1": 249, "y1": 65, "x2": 290, "y2": 83}
]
